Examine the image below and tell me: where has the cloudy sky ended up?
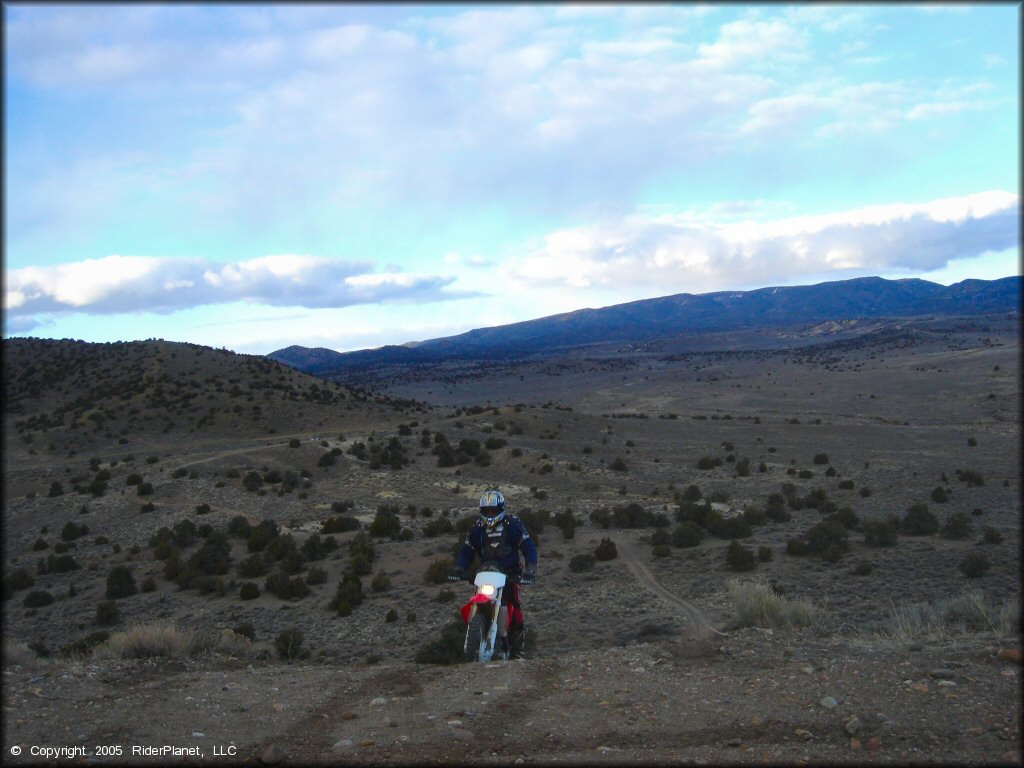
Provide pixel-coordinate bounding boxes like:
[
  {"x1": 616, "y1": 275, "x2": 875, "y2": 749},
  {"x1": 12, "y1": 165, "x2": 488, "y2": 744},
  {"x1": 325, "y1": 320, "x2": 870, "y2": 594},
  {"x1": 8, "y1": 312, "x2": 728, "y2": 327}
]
[{"x1": 4, "y1": 3, "x2": 1019, "y2": 354}]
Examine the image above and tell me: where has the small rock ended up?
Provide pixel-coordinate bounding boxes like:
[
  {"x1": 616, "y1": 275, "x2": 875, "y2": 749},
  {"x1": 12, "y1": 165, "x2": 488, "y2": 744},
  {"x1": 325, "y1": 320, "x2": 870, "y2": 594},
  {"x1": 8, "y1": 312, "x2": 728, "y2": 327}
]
[
  {"x1": 910, "y1": 683, "x2": 929, "y2": 693},
  {"x1": 358, "y1": 739, "x2": 375, "y2": 747},
  {"x1": 447, "y1": 719, "x2": 463, "y2": 727},
  {"x1": 260, "y1": 744, "x2": 286, "y2": 765},
  {"x1": 845, "y1": 717, "x2": 861, "y2": 736},
  {"x1": 937, "y1": 680, "x2": 957, "y2": 688},
  {"x1": 850, "y1": 738, "x2": 862, "y2": 751},
  {"x1": 341, "y1": 712, "x2": 358, "y2": 720},
  {"x1": 514, "y1": 759, "x2": 525, "y2": 766},
  {"x1": 929, "y1": 669, "x2": 954, "y2": 680},
  {"x1": 867, "y1": 737, "x2": 882, "y2": 751},
  {"x1": 997, "y1": 648, "x2": 1022, "y2": 664},
  {"x1": 725, "y1": 737, "x2": 742, "y2": 747},
  {"x1": 449, "y1": 728, "x2": 473, "y2": 742},
  {"x1": 820, "y1": 696, "x2": 839, "y2": 709},
  {"x1": 370, "y1": 697, "x2": 386, "y2": 706},
  {"x1": 1001, "y1": 751, "x2": 1022, "y2": 764},
  {"x1": 332, "y1": 739, "x2": 355, "y2": 751},
  {"x1": 192, "y1": 732, "x2": 205, "y2": 738},
  {"x1": 752, "y1": 717, "x2": 764, "y2": 727},
  {"x1": 794, "y1": 729, "x2": 813, "y2": 741}
]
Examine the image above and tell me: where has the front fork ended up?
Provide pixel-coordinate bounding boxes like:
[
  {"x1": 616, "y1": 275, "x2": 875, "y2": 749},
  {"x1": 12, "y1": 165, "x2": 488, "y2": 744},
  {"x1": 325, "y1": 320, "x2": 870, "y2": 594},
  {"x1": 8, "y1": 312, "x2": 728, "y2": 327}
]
[{"x1": 466, "y1": 592, "x2": 505, "y2": 655}]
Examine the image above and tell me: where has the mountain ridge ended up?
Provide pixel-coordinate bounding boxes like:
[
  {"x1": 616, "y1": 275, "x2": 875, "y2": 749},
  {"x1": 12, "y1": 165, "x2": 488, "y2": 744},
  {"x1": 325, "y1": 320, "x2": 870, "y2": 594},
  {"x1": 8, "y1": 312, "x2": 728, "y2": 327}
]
[{"x1": 268, "y1": 275, "x2": 1021, "y2": 374}]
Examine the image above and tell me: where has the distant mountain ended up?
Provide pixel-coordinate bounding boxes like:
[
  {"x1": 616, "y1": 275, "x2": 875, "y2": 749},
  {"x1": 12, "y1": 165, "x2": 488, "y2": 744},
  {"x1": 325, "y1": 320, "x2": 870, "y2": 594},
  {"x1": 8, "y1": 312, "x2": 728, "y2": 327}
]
[{"x1": 268, "y1": 275, "x2": 1021, "y2": 374}]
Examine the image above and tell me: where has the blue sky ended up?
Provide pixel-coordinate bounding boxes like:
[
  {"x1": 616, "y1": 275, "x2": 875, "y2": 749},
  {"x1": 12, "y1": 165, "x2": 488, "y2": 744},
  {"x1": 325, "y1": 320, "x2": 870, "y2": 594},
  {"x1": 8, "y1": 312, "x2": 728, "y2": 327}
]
[{"x1": 4, "y1": 3, "x2": 1019, "y2": 354}]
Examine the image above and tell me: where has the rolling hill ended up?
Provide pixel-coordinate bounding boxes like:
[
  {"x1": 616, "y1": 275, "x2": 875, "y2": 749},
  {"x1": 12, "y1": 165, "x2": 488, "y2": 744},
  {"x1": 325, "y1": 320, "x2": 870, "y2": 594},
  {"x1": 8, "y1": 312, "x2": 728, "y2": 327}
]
[{"x1": 269, "y1": 275, "x2": 1021, "y2": 374}]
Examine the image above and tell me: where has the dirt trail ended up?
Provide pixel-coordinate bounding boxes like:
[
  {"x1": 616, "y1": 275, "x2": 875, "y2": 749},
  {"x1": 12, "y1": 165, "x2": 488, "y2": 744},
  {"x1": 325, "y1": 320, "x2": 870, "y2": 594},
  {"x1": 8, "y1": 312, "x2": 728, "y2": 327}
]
[
  {"x1": 171, "y1": 434, "x2": 330, "y2": 470},
  {"x1": 614, "y1": 535, "x2": 726, "y2": 639}
]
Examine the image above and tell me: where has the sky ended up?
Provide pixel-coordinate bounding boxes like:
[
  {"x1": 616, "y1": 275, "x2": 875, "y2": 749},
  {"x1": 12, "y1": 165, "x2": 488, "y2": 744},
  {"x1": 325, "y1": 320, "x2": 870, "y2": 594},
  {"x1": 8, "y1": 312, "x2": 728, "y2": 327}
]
[{"x1": 4, "y1": 3, "x2": 1020, "y2": 355}]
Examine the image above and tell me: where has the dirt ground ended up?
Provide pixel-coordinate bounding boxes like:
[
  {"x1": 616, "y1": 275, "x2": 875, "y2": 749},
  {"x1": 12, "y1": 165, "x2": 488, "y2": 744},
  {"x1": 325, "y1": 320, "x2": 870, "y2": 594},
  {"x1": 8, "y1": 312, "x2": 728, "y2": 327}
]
[{"x1": 3, "y1": 314, "x2": 1021, "y2": 765}]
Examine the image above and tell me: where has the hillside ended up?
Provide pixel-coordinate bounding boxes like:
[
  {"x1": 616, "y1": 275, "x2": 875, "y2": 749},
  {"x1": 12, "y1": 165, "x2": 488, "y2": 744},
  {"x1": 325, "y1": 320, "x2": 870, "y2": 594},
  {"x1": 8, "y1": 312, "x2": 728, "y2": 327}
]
[
  {"x1": 268, "y1": 275, "x2": 1021, "y2": 375},
  {"x1": 3, "y1": 315, "x2": 1020, "y2": 765}
]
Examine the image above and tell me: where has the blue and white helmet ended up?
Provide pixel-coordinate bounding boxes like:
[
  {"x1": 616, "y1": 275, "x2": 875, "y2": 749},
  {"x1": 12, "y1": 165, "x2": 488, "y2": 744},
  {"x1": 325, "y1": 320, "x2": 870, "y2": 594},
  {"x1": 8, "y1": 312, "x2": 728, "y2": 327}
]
[{"x1": 479, "y1": 489, "x2": 506, "y2": 528}]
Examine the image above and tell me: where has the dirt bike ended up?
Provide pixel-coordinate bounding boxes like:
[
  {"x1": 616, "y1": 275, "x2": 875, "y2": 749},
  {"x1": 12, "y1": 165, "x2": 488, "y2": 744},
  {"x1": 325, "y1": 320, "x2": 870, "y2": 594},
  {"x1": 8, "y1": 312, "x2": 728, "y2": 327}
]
[{"x1": 456, "y1": 564, "x2": 525, "y2": 662}]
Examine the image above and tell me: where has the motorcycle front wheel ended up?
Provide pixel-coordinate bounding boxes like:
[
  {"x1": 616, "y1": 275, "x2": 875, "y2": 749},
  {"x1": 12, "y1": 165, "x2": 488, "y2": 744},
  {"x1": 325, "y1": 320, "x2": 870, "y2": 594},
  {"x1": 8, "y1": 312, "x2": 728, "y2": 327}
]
[{"x1": 464, "y1": 614, "x2": 486, "y2": 662}]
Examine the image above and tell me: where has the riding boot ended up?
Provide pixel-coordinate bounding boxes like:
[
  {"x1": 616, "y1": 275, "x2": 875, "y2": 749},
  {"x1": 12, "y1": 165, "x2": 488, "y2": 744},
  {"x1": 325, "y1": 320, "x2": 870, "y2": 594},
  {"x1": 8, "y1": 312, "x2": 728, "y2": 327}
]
[{"x1": 508, "y1": 625, "x2": 526, "y2": 660}]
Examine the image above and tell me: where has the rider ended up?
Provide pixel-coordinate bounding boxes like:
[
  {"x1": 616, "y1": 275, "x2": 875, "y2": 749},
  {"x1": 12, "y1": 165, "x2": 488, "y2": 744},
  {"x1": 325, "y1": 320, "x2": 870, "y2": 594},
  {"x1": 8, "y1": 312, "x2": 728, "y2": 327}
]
[{"x1": 449, "y1": 489, "x2": 538, "y2": 659}]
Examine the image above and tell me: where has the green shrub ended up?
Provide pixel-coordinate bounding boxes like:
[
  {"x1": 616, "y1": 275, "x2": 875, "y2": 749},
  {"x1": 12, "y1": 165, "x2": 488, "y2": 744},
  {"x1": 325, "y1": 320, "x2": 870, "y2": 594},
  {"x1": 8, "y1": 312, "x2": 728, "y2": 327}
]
[
  {"x1": 386, "y1": 609, "x2": 399, "y2": 623},
  {"x1": 41, "y1": 553, "x2": 81, "y2": 574},
  {"x1": 23, "y1": 590, "x2": 55, "y2": 608},
  {"x1": 725, "y1": 541, "x2": 757, "y2": 572},
  {"x1": 239, "y1": 582, "x2": 260, "y2": 600},
  {"x1": 330, "y1": 574, "x2": 364, "y2": 611},
  {"x1": 786, "y1": 538, "x2": 809, "y2": 556},
  {"x1": 424, "y1": 558, "x2": 453, "y2": 585},
  {"x1": 813, "y1": 453, "x2": 829, "y2": 465},
  {"x1": 651, "y1": 528, "x2": 671, "y2": 546},
  {"x1": 414, "y1": 620, "x2": 466, "y2": 665},
  {"x1": 247, "y1": 520, "x2": 280, "y2": 552},
  {"x1": 435, "y1": 587, "x2": 456, "y2": 603},
  {"x1": 827, "y1": 507, "x2": 860, "y2": 531},
  {"x1": 956, "y1": 469, "x2": 984, "y2": 487},
  {"x1": 902, "y1": 503, "x2": 939, "y2": 535},
  {"x1": 708, "y1": 515, "x2": 751, "y2": 540},
  {"x1": 930, "y1": 486, "x2": 950, "y2": 503},
  {"x1": 274, "y1": 628, "x2": 306, "y2": 660},
  {"x1": 652, "y1": 544, "x2": 671, "y2": 558},
  {"x1": 423, "y1": 516, "x2": 454, "y2": 537},
  {"x1": 757, "y1": 546, "x2": 773, "y2": 563},
  {"x1": 305, "y1": 566, "x2": 328, "y2": 586},
  {"x1": 838, "y1": 479, "x2": 855, "y2": 490},
  {"x1": 237, "y1": 553, "x2": 267, "y2": 578},
  {"x1": 982, "y1": 527, "x2": 1004, "y2": 545},
  {"x1": 371, "y1": 572, "x2": 392, "y2": 592},
  {"x1": 369, "y1": 508, "x2": 402, "y2": 539},
  {"x1": 958, "y1": 552, "x2": 990, "y2": 578},
  {"x1": 105, "y1": 566, "x2": 137, "y2": 599},
  {"x1": 594, "y1": 538, "x2": 618, "y2": 561},
  {"x1": 61, "y1": 521, "x2": 89, "y2": 541},
  {"x1": 7, "y1": 568, "x2": 35, "y2": 592},
  {"x1": 264, "y1": 573, "x2": 310, "y2": 600},
  {"x1": 941, "y1": 512, "x2": 972, "y2": 540},
  {"x1": 853, "y1": 561, "x2": 873, "y2": 576},
  {"x1": 136, "y1": 482, "x2": 154, "y2": 496},
  {"x1": 59, "y1": 631, "x2": 109, "y2": 658},
  {"x1": 671, "y1": 522, "x2": 704, "y2": 548},
  {"x1": 862, "y1": 518, "x2": 899, "y2": 547},
  {"x1": 697, "y1": 456, "x2": 723, "y2": 470}
]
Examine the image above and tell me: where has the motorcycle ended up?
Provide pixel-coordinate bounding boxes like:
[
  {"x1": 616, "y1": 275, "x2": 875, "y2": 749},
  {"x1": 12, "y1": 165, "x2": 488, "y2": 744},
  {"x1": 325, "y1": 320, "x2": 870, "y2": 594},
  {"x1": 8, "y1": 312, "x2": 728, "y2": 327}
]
[{"x1": 456, "y1": 564, "x2": 524, "y2": 662}]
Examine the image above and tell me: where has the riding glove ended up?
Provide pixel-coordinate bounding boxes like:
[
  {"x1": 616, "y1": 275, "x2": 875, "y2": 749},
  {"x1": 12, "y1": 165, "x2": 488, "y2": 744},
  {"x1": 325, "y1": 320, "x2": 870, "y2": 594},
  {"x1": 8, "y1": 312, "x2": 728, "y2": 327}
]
[{"x1": 447, "y1": 567, "x2": 465, "y2": 582}]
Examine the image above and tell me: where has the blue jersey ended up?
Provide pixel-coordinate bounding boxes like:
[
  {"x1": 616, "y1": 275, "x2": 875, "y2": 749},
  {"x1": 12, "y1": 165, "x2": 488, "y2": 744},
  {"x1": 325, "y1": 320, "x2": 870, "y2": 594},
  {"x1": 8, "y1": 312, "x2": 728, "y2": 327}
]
[{"x1": 455, "y1": 514, "x2": 538, "y2": 574}]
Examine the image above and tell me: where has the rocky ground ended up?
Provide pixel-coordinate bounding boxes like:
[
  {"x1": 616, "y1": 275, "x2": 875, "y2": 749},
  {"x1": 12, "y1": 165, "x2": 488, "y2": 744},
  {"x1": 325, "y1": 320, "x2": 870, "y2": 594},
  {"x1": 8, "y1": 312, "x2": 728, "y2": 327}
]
[{"x1": 3, "y1": 314, "x2": 1021, "y2": 765}]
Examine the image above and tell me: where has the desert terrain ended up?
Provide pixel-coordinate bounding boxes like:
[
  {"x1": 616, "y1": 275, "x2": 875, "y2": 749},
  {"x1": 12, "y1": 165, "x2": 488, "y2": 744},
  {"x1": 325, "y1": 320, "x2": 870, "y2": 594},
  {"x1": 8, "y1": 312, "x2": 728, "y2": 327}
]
[{"x1": 3, "y1": 312, "x2": 1021, "y2": 765}]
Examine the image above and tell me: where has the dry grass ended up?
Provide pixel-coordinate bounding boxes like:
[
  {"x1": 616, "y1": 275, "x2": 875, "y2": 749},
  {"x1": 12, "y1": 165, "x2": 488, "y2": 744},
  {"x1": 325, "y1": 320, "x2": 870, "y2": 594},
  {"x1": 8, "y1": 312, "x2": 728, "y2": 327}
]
[
  {"x1": 93, "y1": 621, "x2": 192, "y2": 660},
  {"x1": 212, "y1": 628, "x2": 266, "y2": 659},
  {"x1": 884, "y1": 590, "x2": 1020, "y2": 643},
  {"x1": 727, "y1": 578, "x2": 824, "y2": 630},
  {"x1": 3, "y1": 638, "x2": 38, "y2": 668}
]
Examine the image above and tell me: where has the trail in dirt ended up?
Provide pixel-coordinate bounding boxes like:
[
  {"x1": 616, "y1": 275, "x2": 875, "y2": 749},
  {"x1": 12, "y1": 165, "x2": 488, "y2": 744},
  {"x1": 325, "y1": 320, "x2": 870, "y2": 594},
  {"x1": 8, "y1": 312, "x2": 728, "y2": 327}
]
[
  {"x1": 614, "y1": 535, "x2": 725, "y2": 639},
  {"x1": 271, "y1": 657, "x2": 565, "y2": 763},
  {"x1": 170, "y1": 433, "x2": 329, "y2": 470}
]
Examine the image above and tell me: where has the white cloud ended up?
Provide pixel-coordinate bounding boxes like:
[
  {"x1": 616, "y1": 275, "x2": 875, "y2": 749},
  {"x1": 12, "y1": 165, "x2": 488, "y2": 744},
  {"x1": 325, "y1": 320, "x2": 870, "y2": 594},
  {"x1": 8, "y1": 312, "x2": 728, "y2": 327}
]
[
  {"x1": 5, "y1": 255, "x2": 469, "y2": 319},
  {"x1": 505, "y1": 191, "x2": 1020, "y2": 293}
]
